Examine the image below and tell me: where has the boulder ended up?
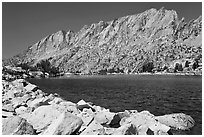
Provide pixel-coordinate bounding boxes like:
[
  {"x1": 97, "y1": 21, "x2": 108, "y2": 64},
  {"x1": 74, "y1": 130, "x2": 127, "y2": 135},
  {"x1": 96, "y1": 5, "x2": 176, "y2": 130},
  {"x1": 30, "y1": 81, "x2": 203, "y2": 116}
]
[
  {"x1": 12, "y1": 79, "x2": 28, "y2": 88},
  {"x1": 77, "y1": 99, "x2": 94, "y2": 111},
  {"x1": 22, "y1": 93, "x2": 32, "y2": 102},
  {"x1": 80, "y1": 120, "x2": 105, "y2": 135},
  {"x1": 29, "y1": 71, "x2": 44, "y2": 78},
  {"x1": 13, "y1": 88, "x2": 26, "y2": 97},
  {"x1": 12, "y1": 97, "x2": 27, "y2": 109},
  {"x1": 120, "y1": 111, "x2": 156, "y2": 126},
  {"x1": 155, "y1": 113, "x2": 195, "y2": 130},
  {"x1": 4, "y1": 90, "x2": 15, "y2": 99},
  {"x1": 27, "y1": 105, "x2": 61, "y2": 132},
  {"x1": 42, "y1": 111, "x2": 83, "y2": 135},
  {"x1": 113, "y1": 124, "x2": 138, "y2": 135},
  {"x1": 60, "y1": 100, "x2": 76, "y2": 106},
  {"x1": 92, "y1": 105, "x2": 110, "y2": 112},
  {"x1": 30, "y1": 91, "x2": 38, "y2": 99},
  {"x1": 104, "y1": 127, "x2": 116, "y2": 135},
  {"x1": 2, "y1": 116, "x2": 35, "y2": 135},
  {"x1": 148, "y1": 121, "x2": 170, "y2": 134},
  {"x1": 46, "y1": 93, "x2": 55, "y2": 101},
  {"x1": 2, "y1": 110, "x2": 15, "y2": 118},
  {"x1": 27, "y1": 97, "x2": 49, "y2": 109},
  {"x1": 15, "y1": 106, "x2": 30, "y2": 115},
  {"x1": 120, "y1": 110, "x2": 171, "y2": 135},
  {"x1": 2, "y1": 103, "x2": 15, "y2": 112},
  {"x1": 94, "y1": 111, "x2": 115, "y2": 125},
  {"x1": 109, "y1": 111, "x2": 130, "y2": 128},
  {"x1": 52, "y1": 102, "x2": 79, "y2": 114},
  {"x1": 24, "y1": 83, "x2": 38, "y2": 92},
  {"x1": 77, "y1": 108, "x2": 95, "y2": 126},
  {"x1": 137, "y1": 124, "x2": 149, "y2": 135},
  {"x1": 48, "y1": 97, "x2": 65, "y2": 104}
]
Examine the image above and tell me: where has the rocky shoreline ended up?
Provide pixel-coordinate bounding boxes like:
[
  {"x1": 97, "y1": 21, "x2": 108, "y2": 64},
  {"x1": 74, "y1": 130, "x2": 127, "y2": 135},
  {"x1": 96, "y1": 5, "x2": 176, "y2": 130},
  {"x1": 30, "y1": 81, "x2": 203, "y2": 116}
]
[
  {"x1": 2, "y1": 77, "x2": 196, "y2": 135},
  {"x1": 2, "y1": 65, "x2": 201, "y2": 82}
]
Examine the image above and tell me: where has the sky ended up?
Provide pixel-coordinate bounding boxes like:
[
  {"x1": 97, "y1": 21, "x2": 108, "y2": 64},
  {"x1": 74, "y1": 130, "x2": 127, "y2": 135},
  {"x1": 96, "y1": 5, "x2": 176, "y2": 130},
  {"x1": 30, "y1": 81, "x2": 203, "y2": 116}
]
[{"x1": 2, "y1": 2, "x2": 202, "y2": 59}]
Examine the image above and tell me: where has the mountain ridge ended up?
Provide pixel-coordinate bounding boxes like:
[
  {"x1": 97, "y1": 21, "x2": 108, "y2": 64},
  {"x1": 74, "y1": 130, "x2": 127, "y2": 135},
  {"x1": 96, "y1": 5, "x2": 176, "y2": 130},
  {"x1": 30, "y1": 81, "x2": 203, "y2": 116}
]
[{"x1": 3, "y1": 7, "x2": 202, "y2": 74}]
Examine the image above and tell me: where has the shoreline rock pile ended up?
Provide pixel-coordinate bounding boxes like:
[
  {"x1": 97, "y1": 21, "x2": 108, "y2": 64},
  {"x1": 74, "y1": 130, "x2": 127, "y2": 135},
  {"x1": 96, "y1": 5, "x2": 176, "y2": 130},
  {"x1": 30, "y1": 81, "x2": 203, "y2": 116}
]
[{"x1": 2, "y1": 79, "x2": 195, "y2": 135}]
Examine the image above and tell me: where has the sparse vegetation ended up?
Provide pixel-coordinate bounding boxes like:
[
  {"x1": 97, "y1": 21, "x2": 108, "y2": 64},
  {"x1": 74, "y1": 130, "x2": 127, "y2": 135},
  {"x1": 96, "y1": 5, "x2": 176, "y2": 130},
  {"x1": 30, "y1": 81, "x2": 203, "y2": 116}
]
[{"x1": 36, "y1": 60, "x2": 60, "y2": 76}]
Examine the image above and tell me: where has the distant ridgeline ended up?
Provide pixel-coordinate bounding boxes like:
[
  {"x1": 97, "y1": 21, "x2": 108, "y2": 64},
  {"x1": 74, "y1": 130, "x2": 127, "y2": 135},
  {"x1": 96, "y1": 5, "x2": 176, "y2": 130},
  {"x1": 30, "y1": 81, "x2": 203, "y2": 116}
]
[{"x1": 3, "y1": 8, "x2": 202, "y2": 75}]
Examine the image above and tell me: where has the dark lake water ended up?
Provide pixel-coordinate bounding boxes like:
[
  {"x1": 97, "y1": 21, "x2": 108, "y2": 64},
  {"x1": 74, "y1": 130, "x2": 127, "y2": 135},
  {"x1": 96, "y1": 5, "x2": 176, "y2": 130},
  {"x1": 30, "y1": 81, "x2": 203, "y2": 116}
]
[{"x1": 28, "y1": 75, "x2": 202, "y2": 135}]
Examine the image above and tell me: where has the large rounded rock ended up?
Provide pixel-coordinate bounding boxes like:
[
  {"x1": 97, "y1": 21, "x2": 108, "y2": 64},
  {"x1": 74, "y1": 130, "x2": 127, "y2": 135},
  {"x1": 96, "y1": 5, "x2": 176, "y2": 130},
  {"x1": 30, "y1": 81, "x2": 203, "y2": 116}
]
[
  {"x1": 24, "y1": 83, "x2": 38, "y2": 92},
  {"x1": 42, "y1": 111, "x2": 83, "y2": 135},
  {"x1": 120, "y1": 111, "x2": 155, "y2": 127},
  {"x1": 104, "y1": 127, "x2": 116, "y2": 135},
  {"x1": 27, "y1": 105, "x2": 61, "y2": 132},
  {"x1": 77, "y1": 99, "x2": 94, "y2": 111},
  {"x1": 109, "y1": 111, "x2": 130, "y2": 128},
  {"x1": 12, "y1": 79, "x2": 28, "y2": 88},
  {"x1": 15, "y1": 106, "x2": 30, "y2": 115},
  {"x1": 27, "y1": 97, "x2": 49, "y2": 109},
  {"x1": 77, "y1": 108, "x2": 95, "y2": 126},
  {"x1": 2, "y1": 110, "x2": 15, "y2": 118},
  {"x1": 12, "y1": 97, "x2": 27, "y2": 109},
  {"x1": 2, "y1": 116, "x2": 35, "y2": 135},
  {"x1": 2, "y1": 103, "x2": 15, "y2": 112},
  {"x1": 113, "y1": 124, "x2": 138, "y2": 135},
  {"x1": 92, "y1": 105, "x2": 109, "y2": 112},
  {"x1": 120, "y1": 110, "x2": 171, "y2": 135},
  {"x1": 51, "y1": 101, "x2": 79, "y2": 114},
  {"x1": 155, "y1": 113, "x2": 195, "y2": 130},
  {"x1": 94, "y1": 111, "x2": 115, "y2": 125},
  {"x1": 3, "y1": 90, "x2": 15, "y2": 99}
]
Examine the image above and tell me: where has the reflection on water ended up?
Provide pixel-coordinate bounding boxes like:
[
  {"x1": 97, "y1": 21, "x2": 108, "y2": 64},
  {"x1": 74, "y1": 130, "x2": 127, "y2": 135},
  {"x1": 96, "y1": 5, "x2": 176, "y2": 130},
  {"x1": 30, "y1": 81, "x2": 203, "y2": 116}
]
[{"x1": 28, "y1": 75, "x2": 202, "y2": 135}]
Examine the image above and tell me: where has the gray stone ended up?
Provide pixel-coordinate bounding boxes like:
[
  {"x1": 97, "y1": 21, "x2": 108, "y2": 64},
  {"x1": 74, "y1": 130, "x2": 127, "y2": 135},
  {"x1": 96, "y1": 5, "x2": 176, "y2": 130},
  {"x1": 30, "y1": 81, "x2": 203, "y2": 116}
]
[
  {"x1": 12, "y1": 79, "x2": 27, "y2": 88},
  {"x1": 48, "y1": 97, "x2": 65, "y2": 104},
  {"x1": 104, "y1": 127, "x2": 116, "y2": 135},
  {"x1": 12, "y1": 97, "x2": 27, "y2": 109},
  {"x1": 27, "y1": 105, "x2": 61, "y2": 132},
  {"x1": 2, "y1": 110, "x2": 15, "y2": 118},
  {"x1": 15, "y1": 106, "x2": 29, "y2": 115},
  {"x1": 27, "y1": 97, "x2": 48, "y2": 109},
  {"x1": 77, "y1": 99, "x2": 94, "y2": 111},
  {"x1": 42, "y1": 111, "x2": 83, "y2": 135},
  {"x1": 113, "y1": 124, "x2": 138, "y2": 135},
  {"x1": 155, "y1": 113, "x2": 195, "y2": 130},
  {"x1": 2, "y1": 103, "x2": 15, "y2": 112},
  {"x1": 2, "y1": 116, "x2": 35, "y2": 135},
  {"x1": 119, "y1": 111, "x2": 171, "y2": 135},
  {"x1": 24, "y1": 83, "x2": 38, "y2": 92},
  {"x1": 80, "y1": 120, "x2": 105, "y2": 135},
  {"x1": 94, "y1": 111, "x2": 115, "y2": 125},
  {"x1": 77, "y1": 108, "x2": 94, "y2": 126}
]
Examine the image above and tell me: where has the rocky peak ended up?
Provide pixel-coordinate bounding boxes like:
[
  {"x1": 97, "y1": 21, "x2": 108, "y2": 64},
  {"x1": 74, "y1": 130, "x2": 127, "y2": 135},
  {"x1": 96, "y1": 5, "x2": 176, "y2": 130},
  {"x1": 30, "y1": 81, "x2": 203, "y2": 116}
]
[{"x1": 3, "y1": 8, "x2": 202, "y2": 75}]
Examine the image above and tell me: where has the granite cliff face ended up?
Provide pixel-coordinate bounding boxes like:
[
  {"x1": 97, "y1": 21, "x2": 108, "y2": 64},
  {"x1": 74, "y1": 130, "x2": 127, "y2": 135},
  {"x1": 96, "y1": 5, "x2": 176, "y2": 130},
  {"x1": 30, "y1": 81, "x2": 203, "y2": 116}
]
[{"x1": 3, "y1": 8, "x2": 202, "y2": 74}]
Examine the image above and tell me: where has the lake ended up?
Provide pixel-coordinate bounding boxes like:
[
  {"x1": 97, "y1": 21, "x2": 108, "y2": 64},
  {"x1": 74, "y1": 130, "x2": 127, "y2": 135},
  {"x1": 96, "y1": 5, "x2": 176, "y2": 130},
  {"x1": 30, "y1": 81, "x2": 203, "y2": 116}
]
[{"x1": 28, "y1": 75, "x2": 202, "y2": 135}]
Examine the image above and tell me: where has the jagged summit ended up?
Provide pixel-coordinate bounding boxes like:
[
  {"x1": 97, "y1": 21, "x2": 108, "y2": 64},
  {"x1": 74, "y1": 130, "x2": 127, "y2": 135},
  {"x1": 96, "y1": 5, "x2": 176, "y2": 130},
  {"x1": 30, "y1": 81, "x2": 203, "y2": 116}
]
[{"x1": 3, "y1": 8, "x2": 202, "y2": 74}]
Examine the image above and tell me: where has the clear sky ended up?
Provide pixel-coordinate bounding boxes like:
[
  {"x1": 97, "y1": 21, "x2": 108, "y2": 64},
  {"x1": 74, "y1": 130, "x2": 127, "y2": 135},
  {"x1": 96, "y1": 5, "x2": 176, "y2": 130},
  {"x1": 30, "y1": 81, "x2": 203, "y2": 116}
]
[{"x1": 2, "y1": 2, "x2": 202, "y2": 59}]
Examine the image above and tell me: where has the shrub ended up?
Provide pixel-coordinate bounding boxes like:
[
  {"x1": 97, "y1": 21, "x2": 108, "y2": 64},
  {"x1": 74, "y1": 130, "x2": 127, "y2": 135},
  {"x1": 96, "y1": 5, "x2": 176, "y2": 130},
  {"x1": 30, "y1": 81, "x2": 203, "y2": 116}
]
[
  {"x1": 16, "y1": 63, "x2": 30, "y2": 70},
  {"x1": 142, "y1": 62, "x2": 154, "y2": 72},
  {"x1": 35, "y1": 60, "x2": 59, "y2": 76},
  {"x1": 192, "y1": 60, "x2": 199, "y2": 70},
  {"x1": 174, "y1": 63, "x2": 183, "y2": 72}
]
